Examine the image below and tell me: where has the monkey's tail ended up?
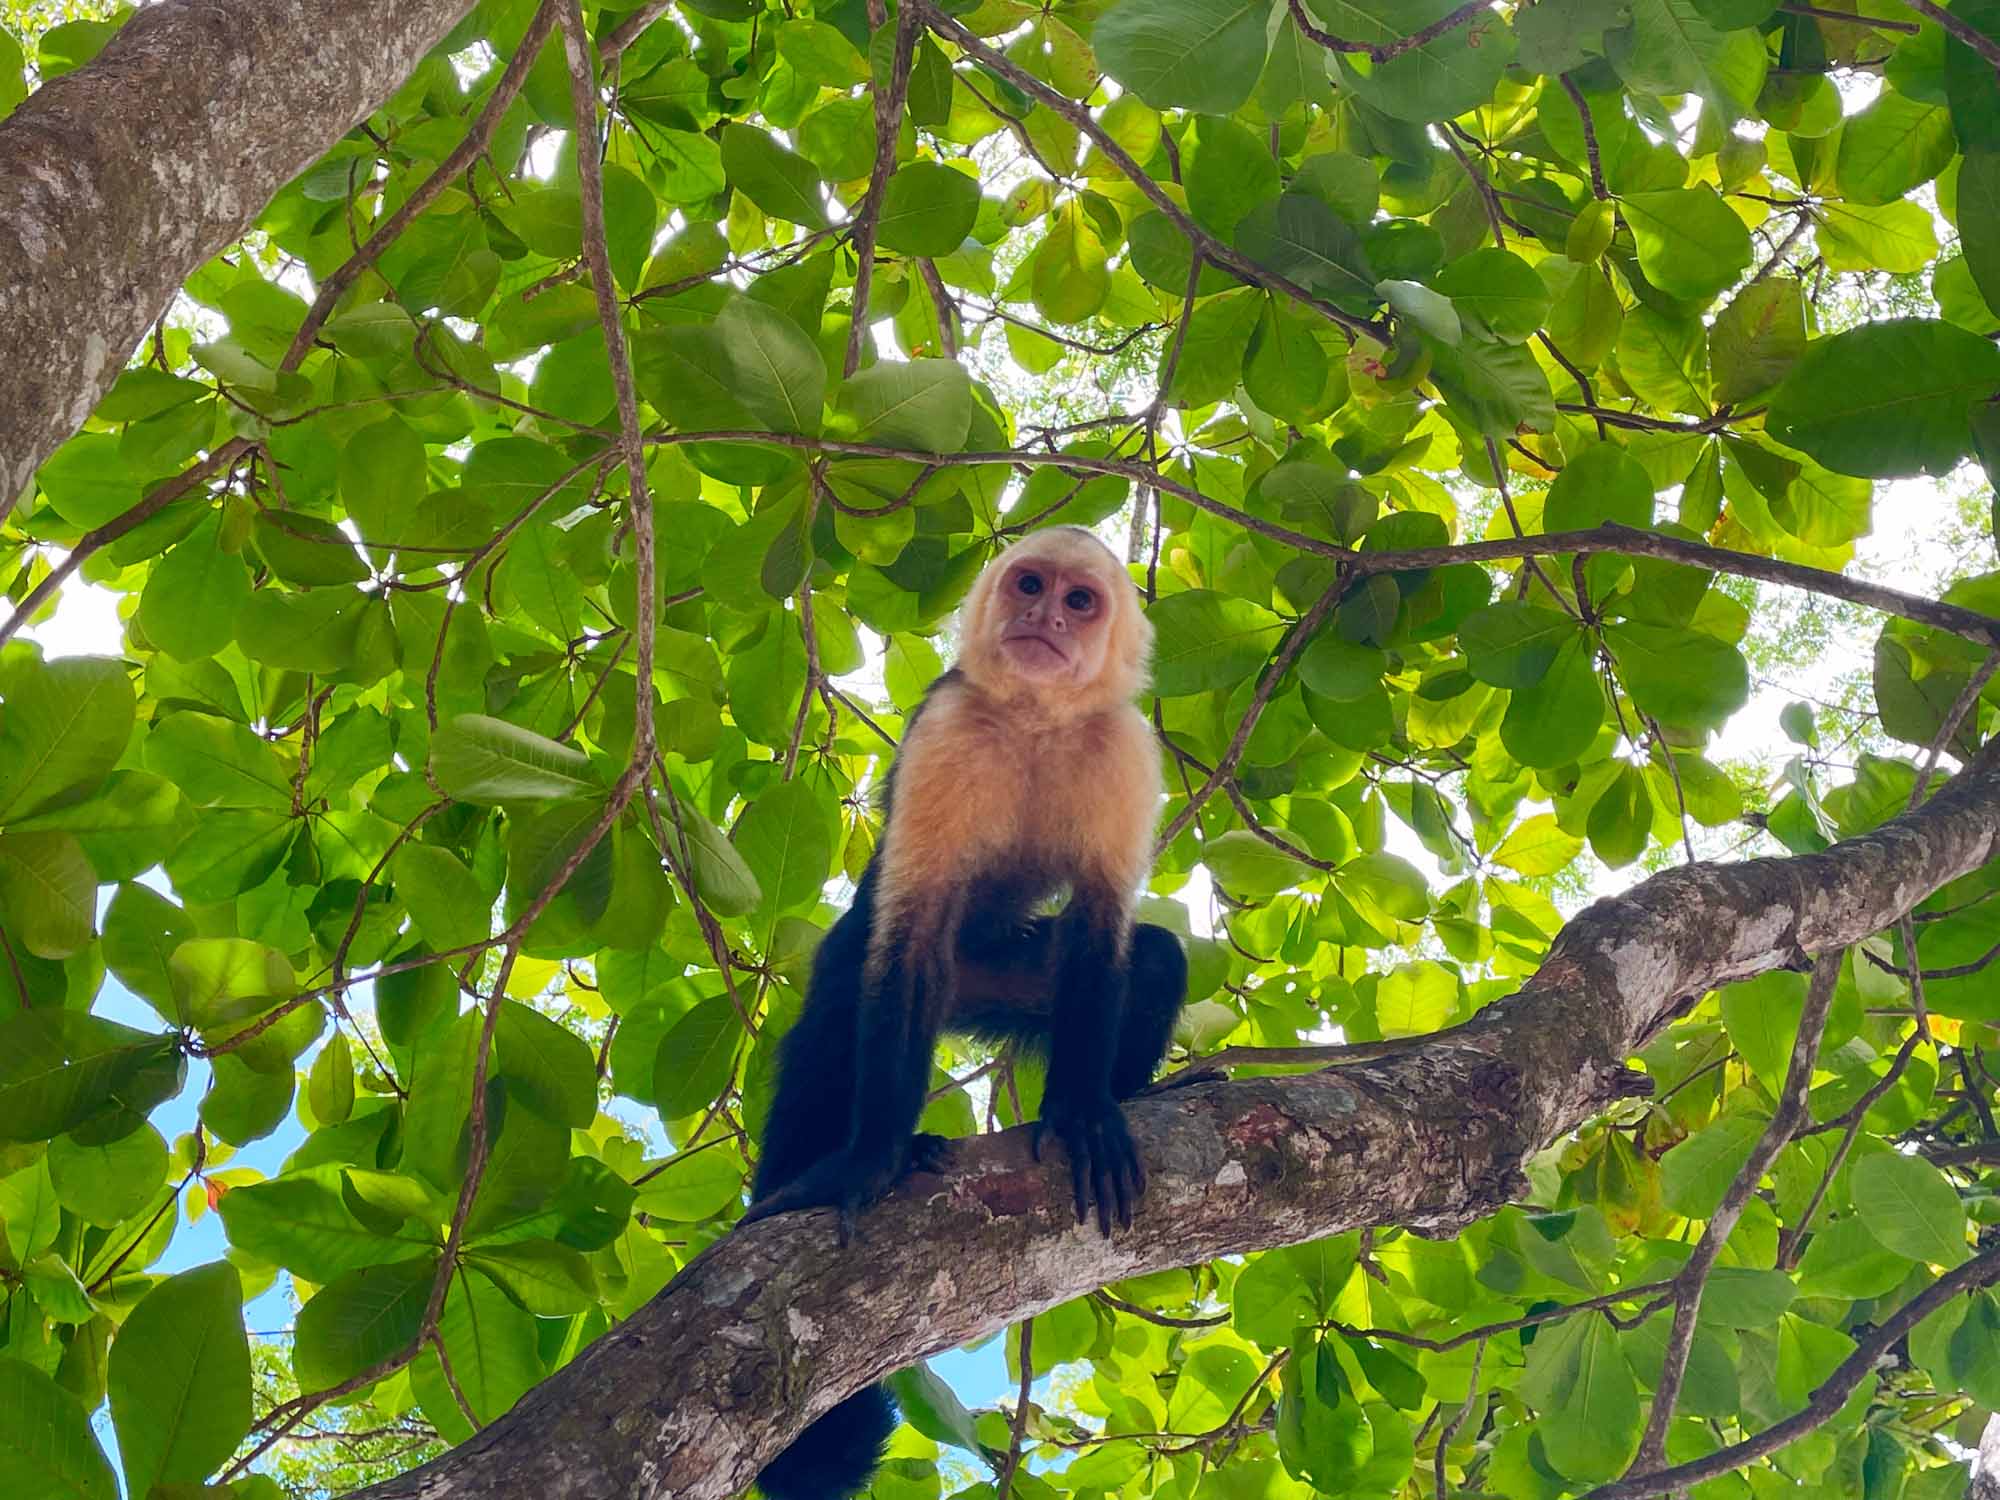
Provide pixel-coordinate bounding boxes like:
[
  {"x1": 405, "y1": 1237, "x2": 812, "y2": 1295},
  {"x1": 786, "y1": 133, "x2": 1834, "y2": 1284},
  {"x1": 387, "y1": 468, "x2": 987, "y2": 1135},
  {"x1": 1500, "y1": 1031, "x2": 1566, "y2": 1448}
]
[{"x1": 757, "y1": 1383, "x2": 897, "y2": 1500}]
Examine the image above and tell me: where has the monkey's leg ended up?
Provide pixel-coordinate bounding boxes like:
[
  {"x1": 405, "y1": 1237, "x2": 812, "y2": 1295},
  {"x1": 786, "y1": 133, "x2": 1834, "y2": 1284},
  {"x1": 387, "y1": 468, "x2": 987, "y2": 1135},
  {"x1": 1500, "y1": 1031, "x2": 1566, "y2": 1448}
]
[
  {"x1": 751, "y1": 905, "x2": 868, "y2": 1201},
  {"x1": 742, "y1": 913, "x2": 952, "y2": 1240},
  {"x1": 1110, "y1": 923, "x2": 1189, "y2": 1099},
  {"x1": 1035, "y1": 891, "x2": 1148, "y2": 1237}
]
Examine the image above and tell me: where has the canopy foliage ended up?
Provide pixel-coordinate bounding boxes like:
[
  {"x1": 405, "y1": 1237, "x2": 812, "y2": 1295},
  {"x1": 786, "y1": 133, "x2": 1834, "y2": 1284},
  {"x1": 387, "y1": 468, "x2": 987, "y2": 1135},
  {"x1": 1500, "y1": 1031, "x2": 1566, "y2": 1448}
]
[{"x1": 9, "y1": 0, "x2": 2000, "y2": 1497}]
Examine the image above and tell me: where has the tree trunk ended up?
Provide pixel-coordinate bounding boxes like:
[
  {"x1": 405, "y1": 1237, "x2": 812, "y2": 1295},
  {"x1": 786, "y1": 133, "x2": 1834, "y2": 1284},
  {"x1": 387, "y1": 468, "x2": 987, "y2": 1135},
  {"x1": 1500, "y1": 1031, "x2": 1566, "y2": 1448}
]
[
  {"x1": 0, "y1": 0, "x2": 476, "y2": 503},
  {"x1": 347, "y1": 742, "x2": 2000, "y2": 1500}
]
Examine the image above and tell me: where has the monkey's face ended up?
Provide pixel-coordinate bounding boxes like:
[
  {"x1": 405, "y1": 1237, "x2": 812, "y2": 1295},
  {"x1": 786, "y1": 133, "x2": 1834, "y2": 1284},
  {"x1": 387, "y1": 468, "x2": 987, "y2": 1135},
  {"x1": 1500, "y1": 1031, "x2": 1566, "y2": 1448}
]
[{"x1": 991, "y1": 553, "x2": 1116, "y2": 685}]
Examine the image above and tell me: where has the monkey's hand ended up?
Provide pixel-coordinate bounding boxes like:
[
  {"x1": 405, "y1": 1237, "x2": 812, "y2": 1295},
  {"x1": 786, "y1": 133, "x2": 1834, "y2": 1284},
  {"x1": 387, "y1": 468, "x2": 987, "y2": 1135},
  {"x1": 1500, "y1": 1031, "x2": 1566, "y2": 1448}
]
[{"x1": 1032, "y1": 1097, "x2": 1146, "y2": 1237}]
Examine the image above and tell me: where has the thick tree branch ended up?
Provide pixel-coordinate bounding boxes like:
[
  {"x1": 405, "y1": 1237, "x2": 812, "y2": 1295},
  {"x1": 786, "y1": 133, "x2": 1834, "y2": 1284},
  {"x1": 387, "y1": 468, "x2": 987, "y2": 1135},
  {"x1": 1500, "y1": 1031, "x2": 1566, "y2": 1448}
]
[
  {"x1": 0, "y1": 0, "x2": 478, "y2": 503},
  {"x1": 347, "y1": 737, "x2": 2000, "y2": 1500}
]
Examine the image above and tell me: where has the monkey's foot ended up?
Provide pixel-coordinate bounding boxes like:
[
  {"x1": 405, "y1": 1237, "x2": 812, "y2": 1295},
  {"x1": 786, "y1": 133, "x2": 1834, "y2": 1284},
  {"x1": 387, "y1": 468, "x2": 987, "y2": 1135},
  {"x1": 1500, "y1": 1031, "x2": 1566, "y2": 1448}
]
[
  {"x1": 1032, "y1": 1098, "x2": 1146, "y2": 1238},
  {"x1": 740, "y1": 1149, "x2": 900, "y2": 1247},
  {"x1": 907, "y1": 1132, "x2": 956, "y2": 1175},
  {"x1": 1139, "y1": 1065, "x2": 1226, "y2": 1095}
]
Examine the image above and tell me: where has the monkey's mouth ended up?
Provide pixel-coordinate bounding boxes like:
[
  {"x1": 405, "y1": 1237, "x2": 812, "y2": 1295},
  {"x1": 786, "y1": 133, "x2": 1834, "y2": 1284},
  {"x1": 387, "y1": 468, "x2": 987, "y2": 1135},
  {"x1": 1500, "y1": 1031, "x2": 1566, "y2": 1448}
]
[{"x1": 1000, "y1": 631, "x2": 1070, "y2": 670}]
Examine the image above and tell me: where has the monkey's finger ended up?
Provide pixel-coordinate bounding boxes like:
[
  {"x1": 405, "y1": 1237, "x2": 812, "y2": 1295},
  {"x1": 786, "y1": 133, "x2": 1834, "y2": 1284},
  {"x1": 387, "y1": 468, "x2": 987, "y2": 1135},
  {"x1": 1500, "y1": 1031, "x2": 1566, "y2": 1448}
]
[
  {"x1": 1112, "y1": 1152, "x2": 1135, "y2": 1232},
  {"x1": 1094, "y1": 1152, "x2": 1116, "y2": 1238},
  {"x1": 1069, "y1": 1147, "x2": 1090, "y2": 1226},
  {"x1": 1029, "y1": 1120, "x2": 1047, "y2": 1163}
]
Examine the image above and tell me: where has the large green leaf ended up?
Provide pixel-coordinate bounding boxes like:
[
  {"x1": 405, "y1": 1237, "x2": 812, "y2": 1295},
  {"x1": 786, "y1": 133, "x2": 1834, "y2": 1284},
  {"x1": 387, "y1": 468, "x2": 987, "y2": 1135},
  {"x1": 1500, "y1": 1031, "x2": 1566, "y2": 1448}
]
[
  {"x1": 1621, "y1": 187, "x2": 1752, "y2": 303},
  {"x1": 832, "y1": 359, "x2": 973, "y2": 452},
  {"x1": 430, "y1": 715, "x2": 599, "y2": 803},
  {"x1": 1093, "y1": 0, "x2": 1268, "y2": 115},
  {"x1": 0, "y1": 1358, "x2": 118, "y2": 1500},
  {"x1": 719, "y1": 123, "x2": 828, "y2": 228},
  {"x1": 1767, "y1": 319, "x2": 2000, "y2": 477},
  {"x1": 0, "y1": 656, "x2": 135, "y2": 823},
  {"x1": 107, "y1": 1263, "x2": 250, "y2": 1497}
]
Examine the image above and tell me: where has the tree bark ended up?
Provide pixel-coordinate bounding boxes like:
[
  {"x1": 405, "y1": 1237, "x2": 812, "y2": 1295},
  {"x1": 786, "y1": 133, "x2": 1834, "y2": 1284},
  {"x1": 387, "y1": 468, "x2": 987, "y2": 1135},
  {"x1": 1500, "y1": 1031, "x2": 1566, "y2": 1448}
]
[
  {"x1": 0, "y1": 0, "x2": 477, "y2": 504},
  {"x1": 348, "y1": 738, "x2": 2000, "y2": 1500}
]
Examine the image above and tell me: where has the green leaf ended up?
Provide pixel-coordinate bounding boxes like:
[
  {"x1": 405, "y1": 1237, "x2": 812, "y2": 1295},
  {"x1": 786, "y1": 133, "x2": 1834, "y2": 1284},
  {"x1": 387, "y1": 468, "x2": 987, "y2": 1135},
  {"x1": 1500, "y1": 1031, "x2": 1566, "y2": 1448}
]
[
  {"x1": 720, "y1": 123, "x2": 828, "y2": 228},
  {"x1": 308, "y1": 1031, "x2": 355, "y2": 1127},
  {"x1": 1149, "y1": 591, "x2": 1286, "y2": 696},
  {"x1": 0, "y1": 1357, "x2": 118, "y2": 1500},
  {"x1": 431, "y1": 715, "x2": 598, "y2": 803},
  {"x1": 217, "y1": 1166, "x2": 437, "y2": 1280},
  {"x1": 1320, "y1": 0, "x2": 1515, "y2": 125},
  {"x1": 733, "y1": 778, "x2": 834, "y2": 918},
  {"x1": 1711, "y1": 279, "x2": 1807, "y2": 404},
  {"x1": 1433, "y1": 249, "x2": 1549, "y2": 343},
  {"x1": 1767, "y1": 319, "x2": 2000, "y2": 478},
  {"x1": 47, "y1": 1121, "x2": 166, "y2": 1228},
  {"x1": 0, "y1": 1012, "x2": 181, "y2": 1143},
  {"x1": 0, "y1": 831, "x2": 95, "y2": 959},
  {"x1": 832, "y1": 359, "x2": 973, "y2": 452},
  {"x1": 1606, "y1": 0, "x2": 1767, "y2": 119},
  {"x1": 169, "y1": 937, "x2": 295, "y2": 1026},
  {"x1": 140, "y1": 517, "x2": 253, "y2": 658},
  {"x1": 1187, "y1": 116, "x2": 1281, "y2": 238},
  {"x1": 1834, "y1": 88, "x2": 1954, "y2": 206},
  {"x1": 717, "y1": 295, "x2": 827, "y2": 436},
  {"x1": 107, "y1": 1263, "x2": 250, "y2": 1497},
  {"x1": 655, "y1": 995, "x2": 742, "y2": 1119},
  {"x1": 1235, "y1": 193, "x2": 1376, "y2": 305},
  {"x1": 1093, "y1": 0, "x2": 1268, "y2": 115},
  {"x1": 466, "y1": 1239, "x2": 598, "y2": 1315},
  {"x1": 1204, "y1": 830, "x2": 1313, "y2": 898},
  {"x1": 393, "y1": 842, "x2": 491, "y2": 953},
  {"x1": 0, "y1": 656, "x2": 136, "y2": 823},
  {"x1": 1460, "y1": 603, "x2": 1576, "y2": 688},
  {"x1": 1544, "y1": 442, "x2": 1655, "y2": 532},
  {"x1": 1852, "y1": 1152, "x2": 1969, "y2": 1267},
  {"x1": 1621, "y1": 188, "x2": 1753, "y2": 303},
  {"x1": 877, "y1": 162, "x2": 981, "y2": 257},
  {"x1": 293, "y1": 1257, "x2": 435, "y2": 1393},
  {"x1": 1499, "y1": 635, "x2": 1602, "y2": 768},
  {"x1": 495, "y1": 1000, "x2": 598, "y2": 1128},
  {"x1": 1031, "y1": 204, "x2": 1110, "y2": 325},
  {"x1": 1603, "y1": 622, "x2": 1749, "y2": 730}
]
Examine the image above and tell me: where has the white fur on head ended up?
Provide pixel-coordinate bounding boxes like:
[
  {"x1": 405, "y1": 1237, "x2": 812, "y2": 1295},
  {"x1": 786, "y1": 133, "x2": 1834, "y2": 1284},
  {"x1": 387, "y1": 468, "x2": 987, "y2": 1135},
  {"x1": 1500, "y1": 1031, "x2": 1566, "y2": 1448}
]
[{"x1": 956, "y1": 526, "x2": 1151, "y2": 710}]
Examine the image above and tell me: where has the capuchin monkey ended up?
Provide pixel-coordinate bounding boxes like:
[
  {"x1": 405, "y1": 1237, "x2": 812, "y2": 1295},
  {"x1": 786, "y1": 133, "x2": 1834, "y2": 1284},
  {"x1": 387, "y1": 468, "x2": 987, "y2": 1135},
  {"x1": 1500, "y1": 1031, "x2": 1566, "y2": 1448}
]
[{"x1": 744, "y1": 525, "x2": 1188, "y2": 1500}]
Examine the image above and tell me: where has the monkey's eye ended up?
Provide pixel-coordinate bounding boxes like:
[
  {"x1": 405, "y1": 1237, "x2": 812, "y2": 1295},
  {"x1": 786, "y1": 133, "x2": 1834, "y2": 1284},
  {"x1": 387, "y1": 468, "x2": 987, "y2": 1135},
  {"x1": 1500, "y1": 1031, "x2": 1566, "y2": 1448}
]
[
  {"x1": 1065, "y1": 588, "x2": 1095, "y2": 612},
  {"x1": 1017, "y1": 573, "x2": 1043, "y2": 596}
]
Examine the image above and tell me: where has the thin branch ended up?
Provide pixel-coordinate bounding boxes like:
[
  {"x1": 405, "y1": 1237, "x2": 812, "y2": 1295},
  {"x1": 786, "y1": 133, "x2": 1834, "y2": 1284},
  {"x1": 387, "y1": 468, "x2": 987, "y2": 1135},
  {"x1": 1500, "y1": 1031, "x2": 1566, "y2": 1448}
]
[
  {"x1": 1559, "y1": 74, "x2": 1609, "y2": 199},
  {"x1": 1911, "y1": 648, "x2": 2000, "y2": 805},
  {"x1": 1630, "y1": 949, "x2": 1841, "y2": 1472},
  {"x1": 1282, "y1": 0, "x2": 1491, "y2": 63},
  {"x1": 281, "y1": 2, "x2": 560, "y2": 370},
  {"x1": 1585, "y1": 1245, "x2": 2000, "y2": 1500},
  {"x1": 1903, "y1": 0, "x2": 2000, "y2": 73},
  {"x1": 0, "y1": 437, "x2": 253, "y2": 648},
  {"x1": 1154, "y1": 576, "x2": 1347, "y2": 853},
  {"x1": 917, "y1": 0, "x2": 1387, "y2": 342},
  {"x1": 995, "y1": 1319, "x2": 1035, "y2": 1498},
  {"x1": 844, "y1": 3, "x2": 920, "y2": 378}
]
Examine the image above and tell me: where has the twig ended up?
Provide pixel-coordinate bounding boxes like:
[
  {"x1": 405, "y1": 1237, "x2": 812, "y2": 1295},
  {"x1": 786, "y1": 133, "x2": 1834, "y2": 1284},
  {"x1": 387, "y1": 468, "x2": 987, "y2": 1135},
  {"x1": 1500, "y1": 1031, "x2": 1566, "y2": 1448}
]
[
  {"x1": 1154, "y1": 576, "x2": 1347, "y2": 853},
  {"x1": 995, "y1": 1318, "x2": 1035, "y2": 1498},
  {"x1": 1282, "y1": 0, "x2": 1491, "y2": 63},
  {"x1": 1903, "y1": 0, "x2": 2000, "y2": 72},
  {"x1": 1910, "y1": 648, "x2": 2000, "y2": 806},
  {"x1": 1559, "y1": 75, "x2": 1609, "y2": 199},
  {"x1": 0, "y1": 438, "x2": 253, "y2": 647},
  {"x1": 1629, "y1": 949, "x2": 1842, "y2": 1472},
  {"x1": 844, "y1": 4, "x2": 920, "y2": 378},
  {"x1": 1584, "y1": 1243, "x2": 2000, "y2": 1499},
  {"x1": 281, "y1": 2, "x2": 560, "y2": 369},
  {"x1": 918, "y1": 0, "x2": 1387, "y2": 342}
]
